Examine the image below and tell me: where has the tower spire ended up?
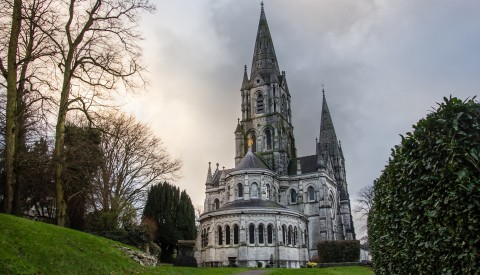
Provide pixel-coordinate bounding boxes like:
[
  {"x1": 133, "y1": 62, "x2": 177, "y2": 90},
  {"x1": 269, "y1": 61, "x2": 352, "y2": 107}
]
[
  {"x1": 250, "y1": 2, "x2": 280, "y2": 79},
  {"x1": 317, "y1": 90, "x2": 341, "y2": 157}
]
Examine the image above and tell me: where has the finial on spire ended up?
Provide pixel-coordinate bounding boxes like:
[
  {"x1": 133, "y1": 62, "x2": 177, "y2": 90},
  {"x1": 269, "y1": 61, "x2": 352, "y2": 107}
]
[
  {"x1": 244, "y1": 65, "x2": 247, "y2": 72},
  {"x1": 322, "y1": 84, "x2": 325, "y2": 96},
  {"x1": 261, "y1": 1, "x2": 264, "y2": 9},
  {"x1": 237, "y1": 118, "x2": 240, "y2": 124}
]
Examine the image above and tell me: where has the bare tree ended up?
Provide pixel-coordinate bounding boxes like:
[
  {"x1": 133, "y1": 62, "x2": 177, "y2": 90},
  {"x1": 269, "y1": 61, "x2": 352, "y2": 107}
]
[
  {"x1": 88, "y1": 112, "x2": 181, "y2": 228},
  {"x1": 41, "y1": 0, "x2": 154, "y2": 226},
  {"x1": 0, "y1": 0, "x2": 57, "y2": 214},
  {"x1": 194, "y1": 204, "x2": 203, "y2": 232},
  {"x1": 354, "y1": 184, "x2": 374, "y2": 232},
  {"x1": 1, "y1": 0, "x2": 22, "y2": 214}
]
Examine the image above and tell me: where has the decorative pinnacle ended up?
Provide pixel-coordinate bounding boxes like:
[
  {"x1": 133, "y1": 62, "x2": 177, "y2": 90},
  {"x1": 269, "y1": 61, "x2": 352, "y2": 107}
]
[
  {"x1": 322, "y1": 84, "x2": 325, "y2": 95},
  {"x1": 261, "y1": 1, "x2": 264, "y2": 9},
  {"x1": 244, "y1": 65, "x2": 247, "y2": 72}
]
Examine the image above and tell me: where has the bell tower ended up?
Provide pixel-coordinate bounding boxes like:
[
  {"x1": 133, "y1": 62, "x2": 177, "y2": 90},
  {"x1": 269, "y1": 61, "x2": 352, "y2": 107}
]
[{"x1": 235, "y1": 3, "x2": 296, "y2": 175}]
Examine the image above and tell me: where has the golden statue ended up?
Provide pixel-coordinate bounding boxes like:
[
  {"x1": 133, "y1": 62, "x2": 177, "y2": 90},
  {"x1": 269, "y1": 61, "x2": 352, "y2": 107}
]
[{"x1": 247, "y1": 137, "x2": 254, "y2": 148}]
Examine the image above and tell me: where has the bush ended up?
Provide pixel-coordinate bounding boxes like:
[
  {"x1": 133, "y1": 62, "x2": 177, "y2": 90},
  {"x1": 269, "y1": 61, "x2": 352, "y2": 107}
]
[
  {"x1": 317, "y1": 240, "x2": 360, "y2": 263},
  {"x1": 369, "y1": 97, "x2": 480, "y2": 274},
  {"x1": 257, "y1": 261, "x2": 263, "y2": 268}
]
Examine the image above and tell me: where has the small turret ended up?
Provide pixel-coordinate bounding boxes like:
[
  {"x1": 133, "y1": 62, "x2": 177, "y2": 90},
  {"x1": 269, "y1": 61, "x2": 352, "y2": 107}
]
[
  {"x1": 205, "y1": 162, "x2": 213, "y2": 187},
  {"x1": 241, "y1": 65, "x2": 249, "y2": 90}
]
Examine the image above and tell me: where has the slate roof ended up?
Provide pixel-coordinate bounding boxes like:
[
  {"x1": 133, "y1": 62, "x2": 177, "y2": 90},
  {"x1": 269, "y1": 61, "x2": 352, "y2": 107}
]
[
  {"x1": 212, "y1": 168, "x2": 235, "y2": 186},
  {"x1": 236, "y1": 150, "x2": 271, "y2": 170},
  {"x1": 220, "y1": 199, "x2": 287, "y2": 210},
  {"x1": 288, "y1": 154, "x2": 319, "y2": 175}
]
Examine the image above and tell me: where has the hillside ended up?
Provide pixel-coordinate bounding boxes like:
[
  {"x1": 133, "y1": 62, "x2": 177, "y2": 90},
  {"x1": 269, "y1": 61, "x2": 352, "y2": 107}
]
[
  {"x1": 0, "y1": 214, "x2": 147, "y2": 274},
  {"x1": 0, "y1": 214, "x2": 372, "y2": 274}
]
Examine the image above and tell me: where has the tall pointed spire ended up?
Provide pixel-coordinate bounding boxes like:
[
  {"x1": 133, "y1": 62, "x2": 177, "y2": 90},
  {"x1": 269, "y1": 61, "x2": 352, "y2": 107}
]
[
  {"x1": 250, "y1": 2, "x2": 280, "y2": 79},
  {"x1": 317, "y1": 90, "x2": 341, "y2": 157}
]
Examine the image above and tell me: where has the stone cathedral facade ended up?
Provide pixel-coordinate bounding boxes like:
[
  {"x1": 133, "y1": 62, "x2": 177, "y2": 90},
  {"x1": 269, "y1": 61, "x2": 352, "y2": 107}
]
[{"x1": 195, "y1": 4, "x2": 355, "y2": 268}]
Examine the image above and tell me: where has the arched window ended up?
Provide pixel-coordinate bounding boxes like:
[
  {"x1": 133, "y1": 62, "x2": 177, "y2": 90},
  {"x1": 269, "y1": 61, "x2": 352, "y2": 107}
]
[
  {"x1": 250, "y1": 183, "x2": 258, "y2": 198},
  {"x1": 225, "y1": 225, "x2": 231, "y2": 245},
  {"x1": 249, "y1": 224, "x2": 255, "y2": 244},
  {"x1": 227, "y1": 186, "x2": 231, "y2": 200},
  {"x1": 290, "y1": 189, "x2": 297, "y2": 203},
  {"x1": 288, "y1": 226, "x2": 292, "y2": 245},
  {"x1": 304, "y1": 229, "x2": 308, "y2": 245},
  {"x1": 266, "y1": 184, "x2": 271, "y2": 199},
  {"x1": 267, "y1": 224, "x2": 274, "y2": 244},
  {"x1": 256, "y1": 93, "x2": 264, "y2": 113},
  {"x1": 308, "y1": 186, "x2": 315, "y2": 201},
  {"x1": 282, "y1": 225, "x2": 287, "y2": 244},
  {"x1": 294, "y1": 226, "x2": 298, "y2": 246},
  {"x1": 281, "y1": 94, "x2": 287, "y2": 116},
  {"x1": 234, "y1": 224, "x2": 239, "y2": 244},
  {"x1": 201, "y1": 229, "x2": 205, "y2": 248},
  {"x1": 237, "y1": 183, "x2": 243, "y2": 198},
  {"x1": 265, "y1": 129, "x2": 272, "y2": 150},
  {"x1": 258, "y1": 224, "x2": 264, "y2": 244},
  {"x1": 218, "y1": 226, "x2": 223, "y2": 245},
  {"x1": 206, "y1": 227, "x2": 210, "y2": 246},
  {"x1": 214, "y1": 198, "x2": 220, "y2": 210}
]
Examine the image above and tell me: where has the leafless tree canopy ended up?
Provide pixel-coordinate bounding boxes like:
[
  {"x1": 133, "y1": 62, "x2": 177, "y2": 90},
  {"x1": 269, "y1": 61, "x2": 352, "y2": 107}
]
[
  {"x1": 354, "y1": 185, "x2": 374, "y2": 221},
  {"x1": 88, "y1": 112, "x2": 181, "y2": 226}
]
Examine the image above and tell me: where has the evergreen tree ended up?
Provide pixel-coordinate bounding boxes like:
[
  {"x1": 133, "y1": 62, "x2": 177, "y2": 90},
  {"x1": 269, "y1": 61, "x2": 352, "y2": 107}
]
[
  {"x1": 63, "y1": 125, "x2": 102, "y2": 230},
  {"x1": 369, "y1": 97, "x2": 480, "y2": 274},
  {"x1": 143, "y1": 182, "x2": 196, "y2": 263}
]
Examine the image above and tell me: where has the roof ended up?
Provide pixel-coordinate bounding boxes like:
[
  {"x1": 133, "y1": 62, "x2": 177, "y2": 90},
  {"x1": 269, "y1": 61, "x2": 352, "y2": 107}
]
[
  {"x1": 288, "y1": 155, "x2": 319, "y2": 175},
  {"x1": 236, "y1": 149, "x2": 271, "y2": 170},
  {"x1": 212, "y1": 168, "x2": 235, "y2": 186},
  {"x1": 220, "y1": 199, "x2": 287, "y2": 210}
]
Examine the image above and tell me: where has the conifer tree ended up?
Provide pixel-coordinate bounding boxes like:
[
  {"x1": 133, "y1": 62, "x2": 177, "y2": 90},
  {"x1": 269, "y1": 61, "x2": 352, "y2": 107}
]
[{"x1": 143, "y1": 182, "x2": 196, "y2": 263}]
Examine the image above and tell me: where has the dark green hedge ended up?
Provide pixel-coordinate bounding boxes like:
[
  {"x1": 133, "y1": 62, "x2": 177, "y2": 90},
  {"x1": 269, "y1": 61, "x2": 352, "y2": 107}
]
[
  {"x1": 317, "y1": 240, "x2": 360, "y2": 263},
  {"x1": 369, "y1": 97, "x2": 480, "y2": 274}
]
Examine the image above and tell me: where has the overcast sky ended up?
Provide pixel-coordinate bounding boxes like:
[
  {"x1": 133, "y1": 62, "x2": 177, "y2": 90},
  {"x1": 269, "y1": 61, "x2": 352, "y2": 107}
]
[{"x1": 120, "y1": 0, "x2": 479, "y2": 233}]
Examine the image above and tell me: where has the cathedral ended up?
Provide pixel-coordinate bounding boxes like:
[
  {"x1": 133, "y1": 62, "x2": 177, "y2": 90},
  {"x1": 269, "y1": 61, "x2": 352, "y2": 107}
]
[{"x1": 195, "y1": 4, "x2": 355, "y2": 268}]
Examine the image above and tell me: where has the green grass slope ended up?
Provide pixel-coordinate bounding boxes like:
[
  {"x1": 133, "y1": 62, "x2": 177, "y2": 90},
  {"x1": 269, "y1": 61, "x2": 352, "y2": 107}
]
[
  {"x1": 0, "y1": 214, "x2": 372, "y2": 274},
  {"x1": 0, "y1": 213, "x2": 145, "y2": 274}
]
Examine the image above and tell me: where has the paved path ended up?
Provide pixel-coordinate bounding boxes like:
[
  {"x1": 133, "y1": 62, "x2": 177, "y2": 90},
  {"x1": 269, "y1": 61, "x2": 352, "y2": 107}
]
[{"x1": 236, "y1": 270, "x2": 269, "y2": 275}]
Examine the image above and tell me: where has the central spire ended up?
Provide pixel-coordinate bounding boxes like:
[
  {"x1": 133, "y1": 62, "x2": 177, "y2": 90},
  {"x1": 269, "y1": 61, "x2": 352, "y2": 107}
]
[{"x1": 250, "y1": 3, "x2": 280, "y2": 79}]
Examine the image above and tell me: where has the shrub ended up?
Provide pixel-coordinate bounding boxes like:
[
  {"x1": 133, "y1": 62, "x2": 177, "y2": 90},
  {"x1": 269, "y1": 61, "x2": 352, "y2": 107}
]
[
  {"x1": 369, "y1": 97, "x2": 480, "y2": 274},
  {"x1": 317, "y1": 240, "x2": 360, "y2": 263},
  {"x1": 257, "y1": 261, "x2": 263, "y2": 268}
]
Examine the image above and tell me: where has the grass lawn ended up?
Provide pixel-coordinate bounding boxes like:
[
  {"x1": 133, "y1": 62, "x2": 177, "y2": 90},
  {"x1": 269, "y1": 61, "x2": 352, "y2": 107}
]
[
  {"x1": 0, "y1": 214, "x2": 147, "y2": 274},
  {"x1": 142, "y1": 266, "x2": 372, "y2": 275},
  {"x1": 0, "y1": 214, "x2": 372, "y2": 274},
  {"x1": 266, "y1": 266, "x2": 373, "y2": 275},
  {"x1": 141, "y1": 266, "x2": 372, "y2": 275}
]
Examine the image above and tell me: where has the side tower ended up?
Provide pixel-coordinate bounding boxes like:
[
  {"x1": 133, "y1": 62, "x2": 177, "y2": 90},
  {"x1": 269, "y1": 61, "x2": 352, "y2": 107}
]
[
  {"x1": 316, "y1": 91, "x2": 356, "y2": 240},
  {"x1": 235, "y1": 4, "x2": 296, "y2": 175}
]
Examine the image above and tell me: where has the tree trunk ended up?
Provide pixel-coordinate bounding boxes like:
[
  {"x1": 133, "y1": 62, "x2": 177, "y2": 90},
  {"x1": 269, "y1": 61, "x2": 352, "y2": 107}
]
[
  {"x1": 53, "y1": 48, "x2": 75, "y2": 226},
  {"x1": 4, "y1": 0, "x2": 22, "y2": 214}
]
